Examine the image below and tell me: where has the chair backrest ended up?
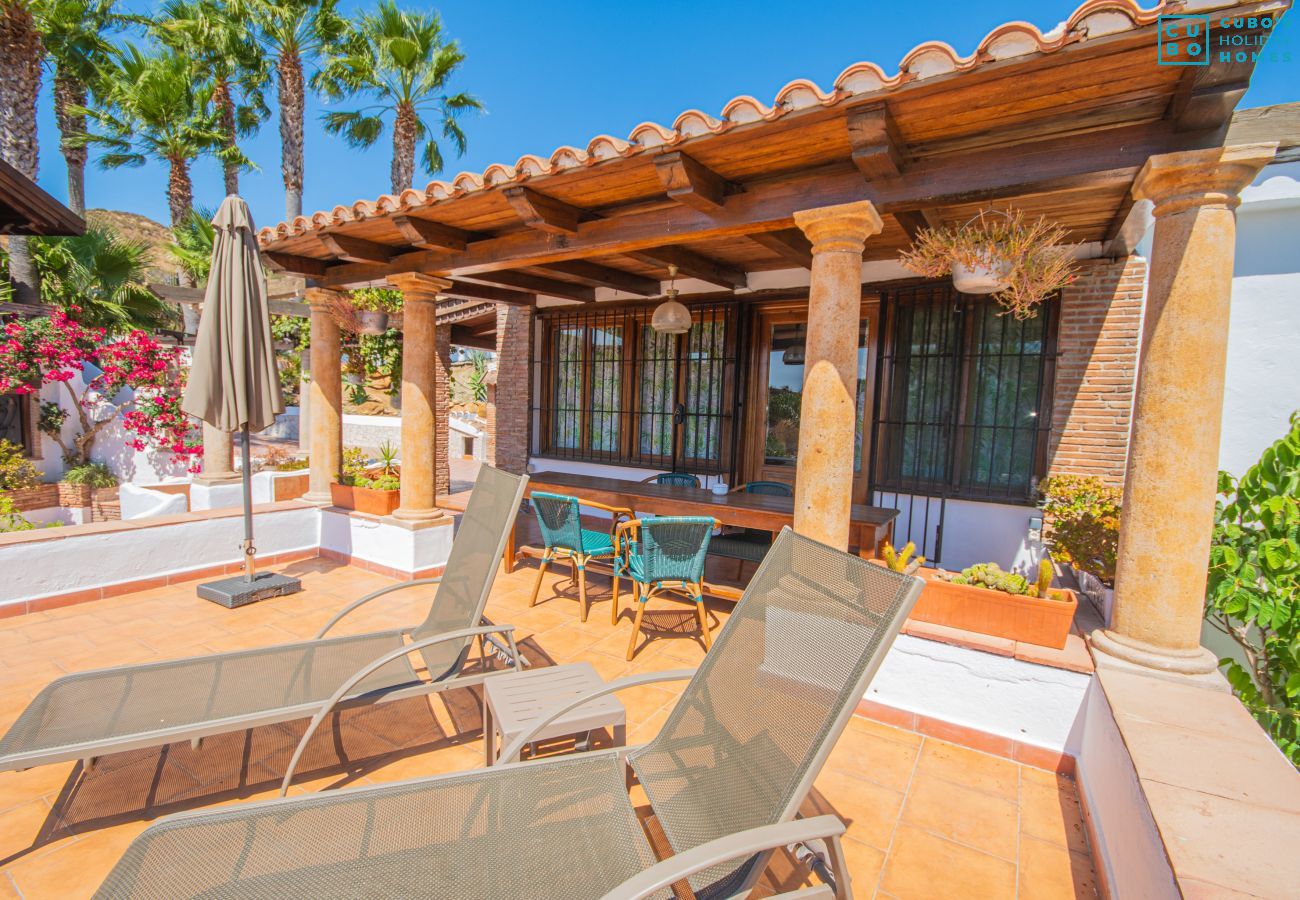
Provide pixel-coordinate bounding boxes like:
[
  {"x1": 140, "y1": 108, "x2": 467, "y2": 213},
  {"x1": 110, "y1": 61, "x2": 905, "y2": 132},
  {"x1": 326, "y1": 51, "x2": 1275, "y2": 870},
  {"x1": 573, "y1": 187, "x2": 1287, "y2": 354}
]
[
  {"x1": 740, "y1": 480, "x2": 793, "y2": 497},
  {"x1": 633, "y1": 517, "x2": 715, "y2": 584},
  {"x1": 412, "y1": 465, "x2": 529, "y2": 677},
  {"x1": 646, "y1": 472, "x2": 701, "y2": 488},
  {"x1": 531, "y1": 491, "x2": 584, "y2": 553},
  {"x1": 629, "y1": 528, "x2": 922, "y2": 896}
]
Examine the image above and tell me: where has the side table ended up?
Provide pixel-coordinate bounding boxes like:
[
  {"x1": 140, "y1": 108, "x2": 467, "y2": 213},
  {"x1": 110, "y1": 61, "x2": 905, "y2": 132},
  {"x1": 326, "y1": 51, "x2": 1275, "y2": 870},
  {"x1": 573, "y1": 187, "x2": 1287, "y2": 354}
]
[{"x1": 483, "y1": 661, "x2": 627, "y2": 765}]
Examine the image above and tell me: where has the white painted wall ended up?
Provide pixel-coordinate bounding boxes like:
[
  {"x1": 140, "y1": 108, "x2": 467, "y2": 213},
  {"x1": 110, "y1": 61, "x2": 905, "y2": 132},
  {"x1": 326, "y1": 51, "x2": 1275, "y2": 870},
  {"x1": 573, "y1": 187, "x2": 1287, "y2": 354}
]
[
  {"x1": 0, "y1": 504, "x2": 320, "y2": 608},
  {"x1": 318, "y1": 508, "x2": 453, "y2": 574},
  {"x1": 867, "y1": 634, "x2": 1091, "y2": 755}
]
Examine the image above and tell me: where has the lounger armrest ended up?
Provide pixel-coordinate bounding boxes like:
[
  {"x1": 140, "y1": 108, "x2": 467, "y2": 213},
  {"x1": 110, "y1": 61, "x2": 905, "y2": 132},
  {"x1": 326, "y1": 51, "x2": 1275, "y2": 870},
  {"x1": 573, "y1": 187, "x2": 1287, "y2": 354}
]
[
  {"x1": 497, "y1": 668, "x2": 695, "y2": 764},
  {"x1": 314, "y1": 576, "x2": 445, "y2": 639},
  {"x1": 281, "y1": 624, "x2": 520, "y2": 796},
  {"x1": 599, "y1": 815, "x2": 849, "y2": 900}
]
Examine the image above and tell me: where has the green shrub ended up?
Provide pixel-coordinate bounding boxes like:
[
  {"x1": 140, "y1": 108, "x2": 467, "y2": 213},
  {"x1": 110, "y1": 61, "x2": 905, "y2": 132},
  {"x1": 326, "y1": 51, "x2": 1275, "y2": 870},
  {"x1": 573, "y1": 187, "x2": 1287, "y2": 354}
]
[
  {"x1": 277, "y1": 457, "x2": 309, "y2": 472},
  {"x1": 1205, "y1": 413, "x2": 1300, "y2": 766},
  {"x1": 61, "y1": 462, "x2": 118, "y2": 488},
  {"x1": 0, "y1": 495, "x2": 36, "y2": 531},
  {"x1": 1039, "y1": 475, "x2": 1122, "y2": 584},
  {"x1": 0, "y1": 440, "x2": 41, "y2": 491},
  {"x1": 948, "y1": 562, "x2": 1032, "y2": 596}
]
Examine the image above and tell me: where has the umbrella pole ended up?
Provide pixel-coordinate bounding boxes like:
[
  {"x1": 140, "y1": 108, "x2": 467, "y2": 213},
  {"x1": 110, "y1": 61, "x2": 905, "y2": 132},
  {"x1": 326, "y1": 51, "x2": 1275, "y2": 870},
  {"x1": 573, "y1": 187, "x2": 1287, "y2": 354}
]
[{"x1": 241, "y1": 424, "x2": 255, "y2": 582}]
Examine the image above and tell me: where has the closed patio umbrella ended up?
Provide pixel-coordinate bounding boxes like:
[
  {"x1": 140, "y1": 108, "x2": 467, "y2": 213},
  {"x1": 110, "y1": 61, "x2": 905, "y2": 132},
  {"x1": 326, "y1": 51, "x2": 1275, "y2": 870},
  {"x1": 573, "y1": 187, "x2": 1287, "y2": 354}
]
[{"x1": 183, "y1": 195, "x2": 300, "y2": 605}]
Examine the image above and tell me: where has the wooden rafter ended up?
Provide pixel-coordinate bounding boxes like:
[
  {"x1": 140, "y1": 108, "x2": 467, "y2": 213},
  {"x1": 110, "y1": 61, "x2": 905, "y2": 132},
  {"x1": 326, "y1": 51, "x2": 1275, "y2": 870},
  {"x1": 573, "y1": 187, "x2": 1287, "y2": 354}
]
[
  {"x1": 846, "y1": 103, "x2": 906, "y2": 179},
  {"x1": 503, "y1": 185, "x2": 584, "y2": 234},
  {"x1": 747, "y1": 230, "x2": 813, "y2": 269},
  {"x1": 264, "y1": 251, "x2": 331, "y2": 278},
  {"x1": 391, "y1": 214, "x2": 476, "y2": 251},
  {"x1": 1226, "y1": 101, "x2": 1300, "y2": 163},
  {"x1": 536, "y1": 260, "x2": 660, "y2": 295},
  {"x1": 441, "y1": 280, "x2": 536, "y2": 307},
  {"x1": 461, "y1": 270, "x2": 595, "y2": 303},
  {"x1": 318, "y1": 233, "x2": 395, "y2": 264},
  {"x1": 448, "y1": 324, "x2": 495, "y2": 350},
  {"x1": 629, "y1": 246, "x2": 747, "y2": 290},
  {"x1": 1102, "y1": 196, "x2": 1154, "y2": 258},
  {"x1": 654, "y1": 151, "x2": 736, "y2": 212}
]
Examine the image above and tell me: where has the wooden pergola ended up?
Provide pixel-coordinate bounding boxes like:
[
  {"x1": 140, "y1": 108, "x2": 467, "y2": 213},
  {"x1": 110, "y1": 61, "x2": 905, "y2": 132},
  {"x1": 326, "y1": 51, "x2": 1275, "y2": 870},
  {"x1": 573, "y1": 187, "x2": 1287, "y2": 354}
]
[{"x1": 258, "y1": 0, "x2": 1292, "y2": 681}]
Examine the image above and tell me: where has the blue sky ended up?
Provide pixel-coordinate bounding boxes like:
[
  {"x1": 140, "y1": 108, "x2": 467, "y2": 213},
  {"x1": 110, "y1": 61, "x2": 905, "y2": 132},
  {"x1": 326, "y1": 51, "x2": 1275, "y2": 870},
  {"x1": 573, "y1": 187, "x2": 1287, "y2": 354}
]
[{"x1": 32, "y1": 0, "x2": 1299, "y2": 231}]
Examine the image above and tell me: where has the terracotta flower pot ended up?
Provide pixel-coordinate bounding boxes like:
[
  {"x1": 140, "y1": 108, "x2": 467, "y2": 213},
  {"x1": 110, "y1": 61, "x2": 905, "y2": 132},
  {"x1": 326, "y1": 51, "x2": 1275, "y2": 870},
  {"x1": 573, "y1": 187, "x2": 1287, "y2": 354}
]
[
  {"x1": 330, "y1": 482, "x2": 400, "y2": 516},
  {"x1": 910, "y1": 567, "x2": 1077, "y2": 649}
]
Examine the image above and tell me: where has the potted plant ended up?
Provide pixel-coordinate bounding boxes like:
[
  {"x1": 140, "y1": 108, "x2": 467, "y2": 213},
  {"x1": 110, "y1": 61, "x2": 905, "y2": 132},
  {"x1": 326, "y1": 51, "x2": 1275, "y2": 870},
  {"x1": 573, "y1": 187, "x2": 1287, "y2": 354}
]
[
  {"x1": 329, "y1": 443, "x2": 401, "y2": 516},
  {"x1": 910, "y1": 560, "x2": 1078, "y2": 649},
  {"x1": 326, "y1": 288, "x2": 402, "y2": 336},
  {"x1": 58, "y1": 462, "x2": 119, "y2": 509},
  {"x1": 899, "y1": 209, "x2": 1077, "y2": 319},
  {"x1": 1039, "y1": 475, "x2": 1121, "y2": 620}
]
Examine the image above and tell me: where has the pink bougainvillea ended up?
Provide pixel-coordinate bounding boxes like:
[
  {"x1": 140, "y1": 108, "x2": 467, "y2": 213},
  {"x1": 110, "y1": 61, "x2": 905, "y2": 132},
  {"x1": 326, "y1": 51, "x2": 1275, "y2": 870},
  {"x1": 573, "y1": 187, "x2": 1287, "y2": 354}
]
[{"x1": 0, "y1": 309, "x2": 201, "y2": 470}]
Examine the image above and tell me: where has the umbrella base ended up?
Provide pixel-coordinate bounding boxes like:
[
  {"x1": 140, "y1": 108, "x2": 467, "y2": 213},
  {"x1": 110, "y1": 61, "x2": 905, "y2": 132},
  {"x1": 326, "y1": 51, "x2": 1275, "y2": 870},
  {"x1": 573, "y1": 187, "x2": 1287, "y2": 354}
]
[{"x1": 197, "y1": 571, "x2": 303, "y2": 608}]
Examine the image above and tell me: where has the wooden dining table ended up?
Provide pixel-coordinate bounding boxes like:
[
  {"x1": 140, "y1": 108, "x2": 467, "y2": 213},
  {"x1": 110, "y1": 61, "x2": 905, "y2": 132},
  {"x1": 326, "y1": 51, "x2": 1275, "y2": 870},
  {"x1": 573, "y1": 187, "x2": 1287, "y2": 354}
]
[{"x1": 505, "y1": 470, "x2": 900, "y2": 578}]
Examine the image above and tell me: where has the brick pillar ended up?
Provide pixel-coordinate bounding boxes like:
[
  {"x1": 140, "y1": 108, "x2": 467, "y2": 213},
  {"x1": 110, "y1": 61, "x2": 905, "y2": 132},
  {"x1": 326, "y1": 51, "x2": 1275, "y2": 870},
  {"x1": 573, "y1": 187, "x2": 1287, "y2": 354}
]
[
  {"x1": 1046, "y1": 256, "x2": 1146, "y2": 485},
  {"x1": 487, "y1": 303, "x2": 533, "y2": 474}
]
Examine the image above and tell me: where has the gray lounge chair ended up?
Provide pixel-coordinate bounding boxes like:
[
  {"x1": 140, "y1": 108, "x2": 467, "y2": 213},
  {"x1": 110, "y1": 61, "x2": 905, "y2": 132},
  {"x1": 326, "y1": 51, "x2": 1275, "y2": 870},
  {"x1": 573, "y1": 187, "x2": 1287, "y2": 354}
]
[
  {"x1": 0, "y1": 465, "x2": 529, "y2": 776},
  {"x1": 94, "y1": 527, "x2": 922, "y2": 899}
]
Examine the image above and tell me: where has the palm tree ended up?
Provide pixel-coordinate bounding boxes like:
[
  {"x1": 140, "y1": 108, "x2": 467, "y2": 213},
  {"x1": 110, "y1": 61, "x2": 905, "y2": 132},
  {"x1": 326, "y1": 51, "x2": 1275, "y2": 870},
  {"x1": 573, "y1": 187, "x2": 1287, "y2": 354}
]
[
  {"x1": 320, "y1": 0, "x2": 480, "y2": 194},
  {"x1": 241, "y1": 0, "x2": 346, "y2": 220},
  {"x1": 33, "y1": 0, "x2": 132, "y2": 216},
  {"x1": 73, "y1": 45, "x2": 240, "y2": 230},
  {"x1": 0, "y1": 0, "x2": 45, "y2": 304},
  {"x1": 155, "y1": 0, "x2": 268, "y2": 197},
  {"x1": 168, "y1": 206, "x2": 215, "y2": 284},
  {"x1": 31, "y1": 223, "x2": 174, "y2": 331}
]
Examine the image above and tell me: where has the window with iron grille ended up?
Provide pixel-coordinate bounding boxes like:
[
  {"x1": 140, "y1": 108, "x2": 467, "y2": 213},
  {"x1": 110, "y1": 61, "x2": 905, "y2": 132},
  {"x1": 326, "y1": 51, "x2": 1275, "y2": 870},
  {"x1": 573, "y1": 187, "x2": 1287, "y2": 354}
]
[
  {"x1": 871, "y1": 284, "x2": 1057, "y2": 504},
  {"x1": 535, "y1": 302, "x2": 742, "y2": 476},
  {"x1": 0, "y1": 394, "x2": 28, "y2": 451}
]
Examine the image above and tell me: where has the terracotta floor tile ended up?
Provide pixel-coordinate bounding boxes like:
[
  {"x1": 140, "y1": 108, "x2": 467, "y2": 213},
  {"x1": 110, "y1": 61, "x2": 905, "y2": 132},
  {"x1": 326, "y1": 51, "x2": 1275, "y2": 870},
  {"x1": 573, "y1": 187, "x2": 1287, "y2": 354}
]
[
  {"x1": 901, "y1": 773, "x2": 1019, "y2": 861},
  {"x1": 838, "y1": 836, "x2": 887, "y2": 895},
  {"x1": 530, "y1": 623, "x2": 605, "y2": 659},
  {"x1": 6, "y1": 821, "x2": 148, "y2": 898},
  {"x1": 0, "y1": 873, "x2": 19, "y2": 899},
  {"x1": 0, "y1": 797, "x2": 52, "y2": 860},
  {"x1": 881, "y1": 825, "x2": 1017, "y2": 899},
  {"x1": 916, "y1": 738, "x2": 1020, "y2": 799},
  {"x1": 1020, "y1": 777, "x2": 1090, "y2": 855},
  {"x1": 1018, "y1": 835, "x2": 1099, "y2": 898},
  {"x1": 844, "y1": 716, "x2": 923, "y2": 749},
  {"x1": 807, "y1": 768, "x2": 905, "y2": 851},
  {"x1": 826, "y1": 725, "x2": 920, "y2": 792}
]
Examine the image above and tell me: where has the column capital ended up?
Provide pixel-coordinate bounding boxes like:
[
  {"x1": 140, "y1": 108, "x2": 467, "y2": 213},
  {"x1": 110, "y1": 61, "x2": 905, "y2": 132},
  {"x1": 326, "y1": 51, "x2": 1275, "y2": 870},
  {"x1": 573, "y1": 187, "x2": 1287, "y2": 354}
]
[
  {"x1": 303, "y1": 286, "x2": 343, "y2": 311},
  {"x1": 793, "y1": 200, "x2": 884, "y2": 254},
  {"x1": 387, "y1": 272, "x2": 452, "y2": 301},
  {"x1": 1133, "y1": 142, "x2": 1277, "y2": 217}
]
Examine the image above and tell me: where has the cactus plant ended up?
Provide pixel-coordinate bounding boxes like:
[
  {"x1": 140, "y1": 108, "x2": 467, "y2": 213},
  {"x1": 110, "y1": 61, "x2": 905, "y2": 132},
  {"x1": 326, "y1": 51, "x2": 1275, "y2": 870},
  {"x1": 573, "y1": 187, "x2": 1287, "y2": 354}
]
[
  {"x1": 881, "y1": 541, "x2": 925, "y2": 575},
  {"x1": 1035, "y1": 558, "x2": 1055, "y2": 599},
  {"x1": 947, "y1": 562, "x2": 1032, "y2": 596}
]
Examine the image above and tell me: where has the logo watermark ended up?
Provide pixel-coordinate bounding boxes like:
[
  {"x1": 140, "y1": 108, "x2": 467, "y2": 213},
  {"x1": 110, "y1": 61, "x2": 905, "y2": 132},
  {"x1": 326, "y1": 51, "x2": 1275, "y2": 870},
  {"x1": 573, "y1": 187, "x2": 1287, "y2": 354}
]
[{"x1": 1157, "y1": 14, "x2": 1289, "y2": 66}]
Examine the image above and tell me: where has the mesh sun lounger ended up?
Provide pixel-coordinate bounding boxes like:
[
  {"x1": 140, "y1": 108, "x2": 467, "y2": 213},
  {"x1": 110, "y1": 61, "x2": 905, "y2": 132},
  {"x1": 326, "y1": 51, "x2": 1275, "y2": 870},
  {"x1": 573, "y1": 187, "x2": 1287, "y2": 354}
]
[
  {"x1": 95, "y1": 527, "x2": 922, "y2": 900},
  {"x1": 0, "y1": 465, "x2": 529, "y2": 776}
]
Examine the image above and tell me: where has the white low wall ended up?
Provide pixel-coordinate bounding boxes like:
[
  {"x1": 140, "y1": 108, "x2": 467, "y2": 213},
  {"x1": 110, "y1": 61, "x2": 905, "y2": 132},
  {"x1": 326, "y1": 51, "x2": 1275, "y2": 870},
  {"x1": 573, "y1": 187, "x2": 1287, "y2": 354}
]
[
  {"x1": 0, "y1": 504, "x2": 321, "y2": 608},
  {"x1": 319, "y1": 508, "x2": 453, "y2": 574},
  {"x1": 343, "y1": 413, "x2": 401, "y2": 451},
  {"x1": 866, "y1": 634, "x2": 1091, "y2": 755}
]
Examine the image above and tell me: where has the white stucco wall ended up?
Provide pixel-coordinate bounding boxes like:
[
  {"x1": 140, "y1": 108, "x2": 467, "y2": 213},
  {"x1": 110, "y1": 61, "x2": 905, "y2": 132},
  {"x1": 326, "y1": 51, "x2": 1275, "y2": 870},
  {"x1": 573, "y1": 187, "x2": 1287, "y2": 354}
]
[{"x1": 319, "y1": 508, "x2": 454, "y2": 574}]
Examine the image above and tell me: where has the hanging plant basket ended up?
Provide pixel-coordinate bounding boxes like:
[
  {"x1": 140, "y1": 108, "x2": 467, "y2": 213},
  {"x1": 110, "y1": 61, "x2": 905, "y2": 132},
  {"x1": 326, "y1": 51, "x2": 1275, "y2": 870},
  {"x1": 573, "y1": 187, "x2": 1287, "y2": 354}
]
[
  {"x1": 325, "y1": 293, "x2": 402, "y2": 335},
  {"x1": 899, "y1": 210, "x2": 1077, "y2": 319}
]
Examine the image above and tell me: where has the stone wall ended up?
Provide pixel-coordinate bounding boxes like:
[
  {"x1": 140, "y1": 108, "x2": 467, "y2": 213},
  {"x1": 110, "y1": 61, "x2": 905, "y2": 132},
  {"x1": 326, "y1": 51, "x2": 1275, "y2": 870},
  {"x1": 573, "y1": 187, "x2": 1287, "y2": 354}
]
[
  {"x1": 1046, "y1": 255, "x2": 1146, "y2": 485},
  {"x1": 487, "y1": 304, "x2": 533, "y2": 474}
]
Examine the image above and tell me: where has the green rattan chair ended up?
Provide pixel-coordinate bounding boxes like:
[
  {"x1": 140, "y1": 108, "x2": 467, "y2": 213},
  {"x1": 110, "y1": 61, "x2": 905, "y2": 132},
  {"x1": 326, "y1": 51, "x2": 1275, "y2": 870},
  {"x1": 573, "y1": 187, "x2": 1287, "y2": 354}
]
[
  {"x1": 710, "y1": 481, "x2": 795, "y2": 578},
  {"x1": 641, "y1": 471, "x2": 702, "y2": 488},
  {"x1": 614, "y1": 516, "x2": 719, "y2": 659},
  {"x1": 529, "y1": 491, "x2": 632, "y2": 622}
]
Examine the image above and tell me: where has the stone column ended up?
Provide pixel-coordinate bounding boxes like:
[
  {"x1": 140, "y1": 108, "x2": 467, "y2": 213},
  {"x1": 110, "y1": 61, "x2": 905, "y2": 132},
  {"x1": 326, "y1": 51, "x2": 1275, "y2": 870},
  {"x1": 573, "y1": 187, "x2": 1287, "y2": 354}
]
[
  {"x1": 790, "y1": 200, "x2": 883, "y2": 550},
  {"x1": 297, "y1": 344, "x2": 311, "y2": 455},
  {"x1": 388, "y1": 273, "x2": 450, "y2": 522},
  {"x1": 1091, "y1": 143, "x2": 1276, "y2": 679},
  {"x1": 302, "y1": 288, "x2": 343, "y2": 505},
  {"x1": 435, "y1": 323, "x2": 452, "y2": 498},
  {"x1": 195, "y1": 423, "x2": 237, "y2": 484},
  {"x1": 488, "y1": 303, "x2": 534, "y2": 474}
]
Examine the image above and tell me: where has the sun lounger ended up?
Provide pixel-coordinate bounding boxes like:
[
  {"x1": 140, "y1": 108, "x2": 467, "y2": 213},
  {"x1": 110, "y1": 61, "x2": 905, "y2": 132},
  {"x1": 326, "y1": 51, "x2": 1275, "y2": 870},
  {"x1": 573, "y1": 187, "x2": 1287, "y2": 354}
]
[
  {"x1": 0, "y1": 466, "x2": 529, "y2": 775},
  {"x1": 94, "y1": 527, "x2": 922, "y2": 899}
]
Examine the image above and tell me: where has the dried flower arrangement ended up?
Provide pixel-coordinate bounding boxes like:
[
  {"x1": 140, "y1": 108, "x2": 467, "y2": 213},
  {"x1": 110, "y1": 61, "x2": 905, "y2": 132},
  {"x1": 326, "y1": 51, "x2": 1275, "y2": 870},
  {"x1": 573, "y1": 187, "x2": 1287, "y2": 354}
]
[{"x1": 899, "y1": 209, "x2": 1077, "y2": 319}]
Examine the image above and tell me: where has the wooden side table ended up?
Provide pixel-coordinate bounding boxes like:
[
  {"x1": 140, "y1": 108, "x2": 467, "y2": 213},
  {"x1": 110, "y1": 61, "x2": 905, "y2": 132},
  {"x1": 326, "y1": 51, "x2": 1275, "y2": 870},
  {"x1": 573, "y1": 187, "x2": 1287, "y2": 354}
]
[{"x1": 483, "y1": 662, "x2": 627, "y2": 765}]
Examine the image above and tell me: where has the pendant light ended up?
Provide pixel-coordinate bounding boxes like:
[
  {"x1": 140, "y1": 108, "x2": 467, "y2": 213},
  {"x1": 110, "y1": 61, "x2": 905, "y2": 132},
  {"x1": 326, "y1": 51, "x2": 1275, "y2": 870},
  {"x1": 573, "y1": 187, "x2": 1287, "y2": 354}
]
[{"x1": 651, "y1": 264, "x2": 691, "y2": 334}]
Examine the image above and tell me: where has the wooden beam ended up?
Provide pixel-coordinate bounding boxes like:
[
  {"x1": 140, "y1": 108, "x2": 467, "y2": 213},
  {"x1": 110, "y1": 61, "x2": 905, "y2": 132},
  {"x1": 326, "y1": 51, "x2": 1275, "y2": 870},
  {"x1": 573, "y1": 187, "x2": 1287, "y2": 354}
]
[
  {"x1": 1227, "y1": 102, "x2": 1300, "y2": 163},
  {"x1": 747, "y1": 230, "x2": 813, "y2": 268},
  {"x1": 654, "y1": 151, "x2": 735, "y2": 212},
  {"x1": 391, "y1": 215, "x2": 476, "y2": 251},
  {"x1": 461, "y1": 270, "x2": 595, "y2": 303},
  {"x1": 629, "y1": 246, "x2": 748, "y2": 290},
  {"x1": 1170, "y1": 70, "x2": 1250, "y2": 133},
  {"x1": 846, "y1": 103, "x2": 906, "y2": 179},
  {"x1": 536, "y1": 260, "x2": 660, "y2": 295},
  {"x1": 263, "y1": 251, "x2": 330, "y2": 278},
  {"x1": 318, "y1": 233, "x2": 395, "y2": 264},
  {"x1": 449, "y1": 325, "x2": 495, "y2": 351},
  {"x1": 441, "y1": 280, "x2": 536, "y2": 307},
  {"x1": 317, "y1": 121, "x2": 1223, "y2": 288},
  {"x1": 892, "y1": 209, "x2": 942, "y2": 242},
  {"x1": 1102, "y1": 195, "x2": 1153, "y2": 258},
  {"x1": 503, "y1": 186, "x2": 584, "y2": 234}
]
